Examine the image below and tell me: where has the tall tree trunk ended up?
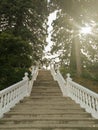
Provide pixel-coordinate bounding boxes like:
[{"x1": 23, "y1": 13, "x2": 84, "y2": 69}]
[
  {"x1": 70, "y1": 39, "x2": 76, "y2": 71},
  {"x1": 74, "y1": 35, "x2": 82, "y2": 77}
]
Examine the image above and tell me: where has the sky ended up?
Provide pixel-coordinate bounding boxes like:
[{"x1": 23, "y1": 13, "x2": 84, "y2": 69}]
[{"x1": 45, "y1": 11, "x2": 57, "y2": 55}]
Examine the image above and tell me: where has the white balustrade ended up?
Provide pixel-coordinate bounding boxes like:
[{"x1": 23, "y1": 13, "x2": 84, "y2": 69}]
[
  {"x1": 50, "y1": 63, "x2": 57, "y2": 80},
  {"x1": 50, "y1": 63, "x2": 98, "y2": 119},
  {"x1": 67, "y1": 77, "x2": 98, "y2": 119},
  {"x1": 50, "y1": 63, "x2": 67, "y2": 96},
  {"x1": 0, "y1": 66, "x2": 38, "y2": 118}
]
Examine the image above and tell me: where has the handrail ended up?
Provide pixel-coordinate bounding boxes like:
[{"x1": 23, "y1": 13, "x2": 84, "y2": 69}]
[
  {"x1": 0, "y1": 66, "x2": 38, "y2": 118},
  {"x1": 50, "y1": 63, "x2": 98, "y2": 119},
  {"x1": 50, "y1": 63, "x2": 67, "y2": 96},
  {"x1": 50, "y1": 63, "x2": 57, "y2": 80},
  {"x1": 67, "y1": 76, "x2": 98, "y2": 119},
  {"x1": 56, "y1": 71, "x2": 67, "y2": 96}
]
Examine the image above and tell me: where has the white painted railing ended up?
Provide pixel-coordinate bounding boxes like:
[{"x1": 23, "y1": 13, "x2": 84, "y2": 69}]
[
  {"x1": 50, "y1": 63, "x2": 57, "y2": 81},
  {"x1": 50, "y1": 64, "x2": 98, "y2": 119},
  {"x1": 0, "y1": 66, "x2": 38, "y2": 118},
  {"x1": 50, "y1": 63, "x2": 67, "y2": 96}
]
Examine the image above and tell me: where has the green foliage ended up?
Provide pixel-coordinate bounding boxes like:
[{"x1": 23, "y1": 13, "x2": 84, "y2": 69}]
[
  {"x1": 0, "y1": 66, "x2": 26, "y2": 90},
  {"x1": 0, "y1": 0, "x2": 49, "y2": 90},
  {"x1": 50, "y1": 0, "x2": 98, "y2": 79},
  {"x1": 81, "y1": 70, "x2": 93, "y2": 80},
  {"x1": 0, "y1": 0, "x2": 49, "y2": 63},
  {"x1": 60, "y1": 65, "x2": 77, "y2": 79},
  {"x1": 0, "y1": 32, "x2": 33, "y2": 90},
  {"x1": 0, "y1": 33, "x2": 32, "y2": 67}
]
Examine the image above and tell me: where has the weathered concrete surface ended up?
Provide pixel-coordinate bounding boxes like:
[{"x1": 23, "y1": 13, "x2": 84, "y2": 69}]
[{"x1": 0, "y1": 70, "x2": 98, "y2": 130}]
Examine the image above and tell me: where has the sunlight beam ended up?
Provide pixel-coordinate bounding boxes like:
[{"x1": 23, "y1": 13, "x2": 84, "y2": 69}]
[{"x1": 80, "y1": 26, "x2": 92, "y2": 35}]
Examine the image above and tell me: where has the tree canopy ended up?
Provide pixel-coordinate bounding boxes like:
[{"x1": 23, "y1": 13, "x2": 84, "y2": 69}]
[
  {"x1": 0, "y1": 0, "x2": 49, "y2": 89},
  {"x1": 49, "y1": 0, "x2": 98, "y2": 79},
  {"x1": 0, "y1": 0, "x2": 98, "y2": 89}
]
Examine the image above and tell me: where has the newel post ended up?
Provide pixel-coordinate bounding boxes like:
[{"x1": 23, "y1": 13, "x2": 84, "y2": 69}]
[
  {"x1": 66, "y1": 73, "x2": 72, "y2": 96},
  {"x1": 23, "y1": 72, "x2": 29, "y2": 96},
  {"x1": 66, "y1": 73, "x2": 72, "y2": 80},
  {"x1": 23, "y1": 72, "x2": 29, "y2": 80}
]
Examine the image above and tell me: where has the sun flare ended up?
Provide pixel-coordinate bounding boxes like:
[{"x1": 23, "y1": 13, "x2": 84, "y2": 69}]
[{"x1": 80, "y1": 26, "x2": 92, "y2": 35}]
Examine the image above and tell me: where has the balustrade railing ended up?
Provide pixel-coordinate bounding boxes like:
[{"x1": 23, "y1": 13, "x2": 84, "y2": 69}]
[
  {"x1": 50, "y1": 63, "x2": 67, "y2": 96},
  {"x1": 50, "y1": 63, "x2": 98, "y2": 119},
  {"x1": 50, "y1": 63, "x2": 57, "y2": 81},
  {"x1": 0, "y1": 66, "x2": 38, "y2": 118}
]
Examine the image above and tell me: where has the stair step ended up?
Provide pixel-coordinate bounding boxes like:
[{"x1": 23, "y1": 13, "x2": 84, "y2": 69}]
[
  {"x1": 34, "y1": 82, "x2": 59, "y2": 86},
  {"x1": 1, "y1": 128, "x2": 98, "y2": 130},
  {"x1": 0, "y1": 121, "x2": 97, "y2": 128},
  {"x1": 12, "y1": 102, "x2": 84, "y2": 109},
  {"x1": 31, "y1": 93, "x2": 62, "y2": 96},
  {"x1": 32, "y1": 89, "x2": 61, "y2": 92},
  {"x1": 0, "y1": 119, "x2": 97, "y2": 126},
  {"x1": 23, "y1": 96, "x2": 73, "y2": 100},
  {"x1": 6, "y1": 109, "x2": 87, "y2": 114},
  {"x1": 0, "y1": 128, "x2": 98, "y2": 130},
  {"x1": 0, "y1": 70, "x2": 98, "y2": 129},
  {"x1": 5, "y1": 113, "x2": 91, "y2": 117},
  {"x1": 4, "y1": 115, "x2": 92, "y2": 120},
  {"x1": 19, "y1": 99, "x2": 77, "y2": 103},
  {"x1": 17, "y1": 102, "x2": 80, "y2": 105},
  {"x1": 30, "y1": 95, "x2": 63, "y2": 98}
]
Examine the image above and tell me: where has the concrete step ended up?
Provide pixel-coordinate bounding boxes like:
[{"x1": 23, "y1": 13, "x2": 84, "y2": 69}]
[
  {"x1": 11, "y1": 104, "x2": 83, "y2": 110},
  {"x1": 27, "y1": 95, "x2": 70, "y2": 99},
  {"x1": 0, "y1": 70, "x2": 98, "y2": 130},
  {"x1": 0, "y1": 121, "x2": 97, "y2": 128},
  {"x1": 24, "y1": 96, "x2": 73, "y2": 101},
  {"x1": 15, "y1": 103, "x2": 82, "y2": 107},
  {"x1": 0, "y1": 127, "x2": 98, "y2": 130},
  {"x1": 18, "y1": 100, "x2": 80, "y2": 105},
  {"x1": 31, "y1": 91, "x2": 61, "y2": 93},
  {"x1": 0, "y1": 119, "x2": 97, "y2": 126},
  {"x1": 33, "y1": 82, "x2": 59, "y2": 87},
  {"x1": 19, "y1": 97, "x2": 77, "y2": 102},
  {"x1": 32, "y1": 88, "x2": 61, "y2": 92},
  {"x1": 5, "y1": 112, "x2": 91, "y2": 118},
  {"x1": 6, "y1": 109, "x2": 87, "y2": 114},
  {"x1": 4, "y1": 114, "x2": 92, "y2": 120},
  {"x1": 31, "y1": 92, "x2": 62, "y2": 96},
  {"x1": 23, "y1": 96, "x2": 73, "y2": 100},
  {"x1": 0, "y1": 127, "x2": 97, "y2": 130}
]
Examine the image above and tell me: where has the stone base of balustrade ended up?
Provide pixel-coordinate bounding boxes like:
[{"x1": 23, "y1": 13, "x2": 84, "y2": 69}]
[{"x1": 92, "y1": 112, "x2": 98, "y2": 119}]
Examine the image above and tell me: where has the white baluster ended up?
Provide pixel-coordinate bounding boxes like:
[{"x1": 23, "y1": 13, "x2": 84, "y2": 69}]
[
  {"x1": 80, "y1": 91, "x2": 85, "y2": 108},
  {"x1": 51, "y1": 64, "x2": 98, "y2": 118},
  {"x1": 91, "y1": 97, "x2": 98, "y2": 118},
  {"x1": 91, "y1": 97, "x2": 95, "y2": 111},
  {"x1": 95, "y1": 98, "x2": 98, "y2": 118},
  {"x1": 80, "y1": 90, "x2": 83, "y2": 106},
  {"x1": 0, "y1": 67, "x2": 38, "y2": 118},
  {"x1": 76, "y1": 88, "x2": 80, "y2": 104},
  {"x1": 85, "y1": 94, "x2": 89, "y2": 112},
  {"x1": 87, "y1": 95, "x2": 92, "y2": 113}
]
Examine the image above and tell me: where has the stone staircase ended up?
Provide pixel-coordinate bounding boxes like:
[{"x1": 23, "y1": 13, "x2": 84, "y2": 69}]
[{"x1": 0, "y1": 70, "x2": 98, "y2": 130}]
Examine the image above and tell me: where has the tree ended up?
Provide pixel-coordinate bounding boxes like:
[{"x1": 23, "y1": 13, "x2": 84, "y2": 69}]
[
  {"x1": 0, "y1": 0, "x2": 49, "y2": 89},
  {"x1": 49, "y1": 0, "x2": 98, "y2": 78},
  {"x1": 0, "y1": 32, "x2": 33, "y2": 89},
  {"x1": 0, "y1": 0, "x2": 49, "y2": 63}
]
